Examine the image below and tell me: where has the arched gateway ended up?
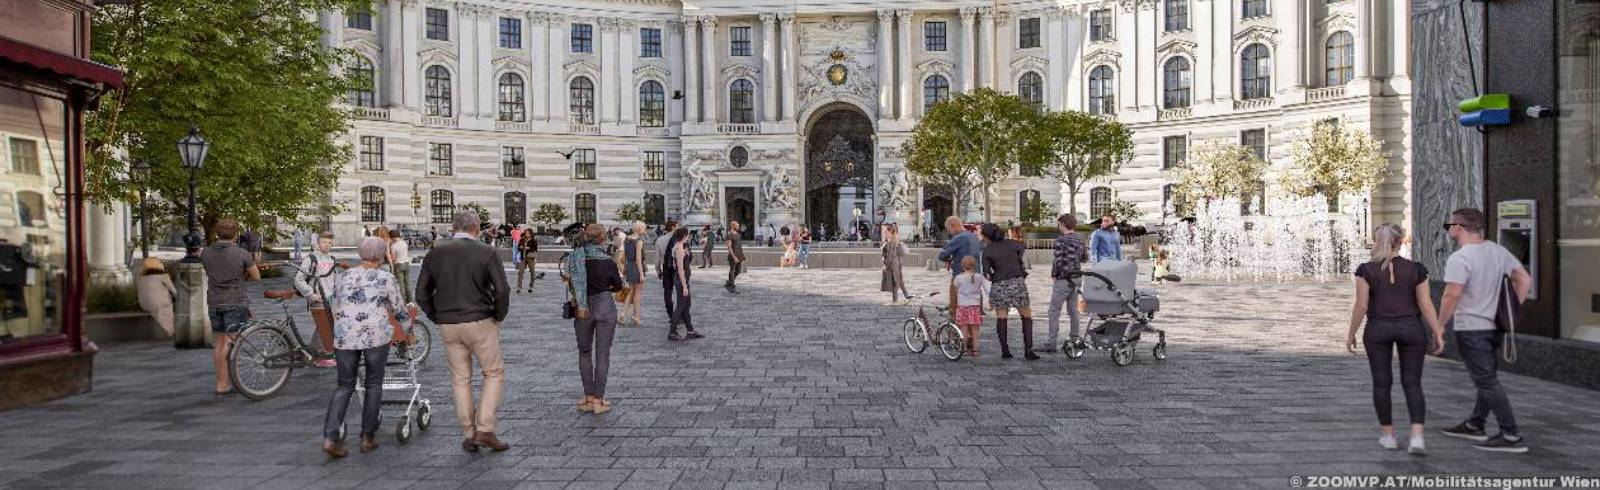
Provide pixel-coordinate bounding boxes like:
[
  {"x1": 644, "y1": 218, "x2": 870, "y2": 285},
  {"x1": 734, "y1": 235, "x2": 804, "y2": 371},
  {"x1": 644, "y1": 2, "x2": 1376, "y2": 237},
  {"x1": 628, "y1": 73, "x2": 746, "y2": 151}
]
[{"x1": 802, "y1": 105, "x2": 874, "y2": 240}]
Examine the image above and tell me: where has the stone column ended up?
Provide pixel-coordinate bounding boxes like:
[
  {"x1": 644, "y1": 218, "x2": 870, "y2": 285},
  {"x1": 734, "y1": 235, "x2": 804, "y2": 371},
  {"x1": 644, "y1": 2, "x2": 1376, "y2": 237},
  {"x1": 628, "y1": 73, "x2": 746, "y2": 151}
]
[
  {"x1": 1194, "y1": 1, "x2": 1213, "y2": 101},
  {"x1": 319, "y1": 10, "x2": 343, "y2": 61},
  {"x1": 1355, "y1": 0, "x2": 1373, "y2": 80},
  {"x1": 1063, "y1": 8, "x2": 1085, "y2": 111},
  {"x1": 1045, "y1": 8, "x2": 1065, "y2": 110},
  {"x1": 1136, "y1": 2, "x2": 1156, "y2": 108},
  {"x1": 547, "y1": 15, "x2": 566, "y2": 121},
  {"x1": 1275, "y1": 0, "x2": 1305, "y2": 89},
  {"x1": 1116, "y1": 3, "x2": 1137, "y2": 111},
  {"x1": 528, "y1": 12, "x2": 549, "y2": 120},
  {"x1": 172, "y1": 263, "x2": 208, "y2": 349},
  {"x1": 700, "y1": 16, "x2": 718, "y2": 123},
  {"x1": 760, "y1": 13, "x2": 778, "y2": 123},
  {"x1": 619, "y1": 21, "x2": 637, "y2": 124},
  {"x1": 978, "y1": 7, "x2": 995, "y2": 88},
  {"x1": 458, "y1": 5, "x2": 478, "y2": 117},
  {"x1": 896, "y1": 9, "x2": 914, "y2": 120},
  {"x1": 601, "y1": 18, "x2": 620, "y2": 124},
  {"x1": 684, "y1": 16, "x2": 701, "y2": 122},
  {"x1": 876, "y1": 9, "x2": 894, "y2": 119},
  {"x1": 384, "y1": 1, "x2": 405, "y2": 108},
  {"x1": 779, "y1": 14, "x2": 797, "y2": 121},
  {"x1": 994, "y1": 11, "x2": 1012, "y2": 93},
  {"x1": 477, "y1": 9, "x2": 495, "y2": 118},
  {"x1": 959, "y1": 7, "x2": 977, "y2": 92},
  {"x1": 88, "y1": 204, "x2": 129, "y2": 284},
  {"x1": 1392, "y1": 0, "x2": 1410, "y2": 78},
  {"x1": 402, "y1": 0, "x2": 421, "y2": 109},
  {"x1": 1213, "y1": 0, "x2": 1234, "y2": 100}
]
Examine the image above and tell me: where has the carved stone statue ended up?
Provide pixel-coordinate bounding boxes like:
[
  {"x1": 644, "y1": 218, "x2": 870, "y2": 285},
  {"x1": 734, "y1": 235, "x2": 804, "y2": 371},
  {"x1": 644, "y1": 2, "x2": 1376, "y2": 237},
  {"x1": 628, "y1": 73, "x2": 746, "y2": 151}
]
[
  {"x1": 878, "y1": 167, "x2": 913, "y2": 210},
  {"x1": 682, "y1": 161, "x2": 718, "y2": 213},
  {"x1": 762, "y1": 171, "x2": 797, "y2": 210}
]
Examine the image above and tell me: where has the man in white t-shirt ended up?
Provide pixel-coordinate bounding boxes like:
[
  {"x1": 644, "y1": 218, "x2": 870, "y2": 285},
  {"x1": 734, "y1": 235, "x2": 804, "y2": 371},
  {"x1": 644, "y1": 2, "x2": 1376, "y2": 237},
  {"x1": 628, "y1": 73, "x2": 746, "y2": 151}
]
[{"x1": 1437, "y1": 208, "x2": 1533, "y2": 453}]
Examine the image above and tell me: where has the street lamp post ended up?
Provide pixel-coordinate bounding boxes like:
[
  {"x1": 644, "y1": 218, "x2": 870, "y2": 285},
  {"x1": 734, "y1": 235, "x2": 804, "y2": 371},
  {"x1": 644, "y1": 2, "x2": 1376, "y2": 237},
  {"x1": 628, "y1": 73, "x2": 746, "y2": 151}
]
[
  {"x1": 177, "y1": 127, "x2": 209, "y2": 263},
  {"x1": 130, "y1": 159, "x2": 151, "y2": 259}
]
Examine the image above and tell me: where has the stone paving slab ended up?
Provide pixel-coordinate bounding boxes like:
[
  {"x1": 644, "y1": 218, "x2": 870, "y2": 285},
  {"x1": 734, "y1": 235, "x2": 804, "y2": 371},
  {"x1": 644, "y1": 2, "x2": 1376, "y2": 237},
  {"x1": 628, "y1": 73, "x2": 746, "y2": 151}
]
[{"x1": 3, "y1": 265, "x2": 1600, "y2": 489}]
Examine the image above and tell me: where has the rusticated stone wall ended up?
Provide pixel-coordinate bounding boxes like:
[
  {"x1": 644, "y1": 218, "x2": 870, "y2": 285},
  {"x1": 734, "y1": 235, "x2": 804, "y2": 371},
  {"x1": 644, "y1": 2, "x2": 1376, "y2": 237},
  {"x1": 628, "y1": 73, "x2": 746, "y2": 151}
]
[{"x1": 1410, "y1": 0, "x2": 1484, "y2": 274}]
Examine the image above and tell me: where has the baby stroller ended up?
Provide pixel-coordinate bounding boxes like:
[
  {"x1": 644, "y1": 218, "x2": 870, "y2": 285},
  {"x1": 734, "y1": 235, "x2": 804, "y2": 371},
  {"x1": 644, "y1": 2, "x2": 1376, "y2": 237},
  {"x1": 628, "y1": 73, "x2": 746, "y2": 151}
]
[{"x1": 1063, "y1": 260, "x2": 1168, "y2": 366}]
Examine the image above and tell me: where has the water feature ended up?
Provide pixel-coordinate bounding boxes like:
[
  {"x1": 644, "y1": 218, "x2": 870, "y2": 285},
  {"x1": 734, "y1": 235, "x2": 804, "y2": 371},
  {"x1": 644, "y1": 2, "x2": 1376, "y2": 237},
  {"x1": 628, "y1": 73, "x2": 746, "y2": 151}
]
[{"x1": 1162, "y1": 197, "x2": 1368, "y2": 282}]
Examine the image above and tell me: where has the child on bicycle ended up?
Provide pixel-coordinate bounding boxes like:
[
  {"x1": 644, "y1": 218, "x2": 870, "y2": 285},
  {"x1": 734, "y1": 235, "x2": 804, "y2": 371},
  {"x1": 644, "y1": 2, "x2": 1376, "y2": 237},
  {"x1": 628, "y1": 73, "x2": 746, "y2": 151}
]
[
  {"x1": 954, "y1": 256, "x2": 989, "y2": 358},
  {"x1": 294, "y1": 232, "x2": 343, "y2": 368}
]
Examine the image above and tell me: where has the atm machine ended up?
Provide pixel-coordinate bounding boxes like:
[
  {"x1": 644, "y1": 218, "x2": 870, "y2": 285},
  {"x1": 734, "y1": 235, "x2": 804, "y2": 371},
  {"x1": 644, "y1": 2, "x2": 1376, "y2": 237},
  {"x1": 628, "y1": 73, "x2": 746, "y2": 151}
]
[{"x1": 1496, "y1": 199, "x2": 1537, "y2": 300}]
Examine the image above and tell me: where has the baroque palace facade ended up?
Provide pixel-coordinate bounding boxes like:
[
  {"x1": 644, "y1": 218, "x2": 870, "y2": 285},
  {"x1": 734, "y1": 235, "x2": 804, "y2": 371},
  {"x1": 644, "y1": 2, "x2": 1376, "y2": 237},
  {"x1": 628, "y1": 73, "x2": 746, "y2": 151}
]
[{"x1": 319, "y1": 0, "x2": 1412, "y2": 241}]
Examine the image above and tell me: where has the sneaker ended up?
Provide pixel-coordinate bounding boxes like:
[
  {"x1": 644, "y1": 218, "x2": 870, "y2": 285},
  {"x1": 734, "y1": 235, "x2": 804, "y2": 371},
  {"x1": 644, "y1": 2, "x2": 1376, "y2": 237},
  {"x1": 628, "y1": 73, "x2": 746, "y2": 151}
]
[
  {"x1": 667, "y1": 332, "x2": 683, "y2": 341},
  {"x1": 1441, "y1": 422, "x2": 1488, "y2": 442},
  {"x1": 1379, "y1": 434, "x2": 1398, "y2": 450},
  {"x1": 1001, "y1": 351, "x2": 1014, "y2": 359},
  {"x1": 1474, "y1": 434, "x2": 1528, "y2": 453},
  {"x1": 314, "y1": 358, "x2": 337, "y2": 368},
  {"x1": 686, "y1": 332, "x2": 705, "y2": 340},
  {"x1": 1407, "y1": 435, "x2": 1426, "y2": 455}
]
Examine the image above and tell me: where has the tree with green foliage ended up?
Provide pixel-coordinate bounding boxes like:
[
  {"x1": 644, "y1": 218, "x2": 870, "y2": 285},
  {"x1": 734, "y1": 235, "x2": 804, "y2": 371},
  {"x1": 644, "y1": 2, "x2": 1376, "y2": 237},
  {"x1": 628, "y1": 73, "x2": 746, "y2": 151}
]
[
  {"x1": 1107, "y1": 199, "x2": 1144, "y2": 223},
  {"x1": 614, "y1": 202, "x2": 647, "y2": 224},
  {"x1": 1029, "y1": 111, "x2": 1135, "y2": 217},
  {"x1": 532, "y1": 203, "x2": 569, "y2": 229},
  {"x1": 86, "y1": 0, "x2": 367, "y2": 239},
  {"x1": 1017, "y1": 197, "x2": 1058, "y2": 228},
  {"x1": 902, "y1": 88, "x2": 1048, "y2": 222},
  {"x1": 459, "y1": 202, "x2": 492, "y2": 226},
  {"x1": 1281, "y1": 120, "x2": 1391, "y2": 209},
  {"x1": 1175, "y1": 141, "x2": 1267, "y2": 204}
]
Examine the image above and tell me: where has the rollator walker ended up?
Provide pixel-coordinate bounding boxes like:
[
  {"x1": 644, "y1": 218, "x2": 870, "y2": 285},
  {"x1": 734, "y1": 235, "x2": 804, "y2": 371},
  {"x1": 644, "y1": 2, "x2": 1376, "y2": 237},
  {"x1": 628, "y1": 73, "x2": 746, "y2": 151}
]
[{"x1": 1063, "y1": 260, "x2": 1168, "y2": 366}]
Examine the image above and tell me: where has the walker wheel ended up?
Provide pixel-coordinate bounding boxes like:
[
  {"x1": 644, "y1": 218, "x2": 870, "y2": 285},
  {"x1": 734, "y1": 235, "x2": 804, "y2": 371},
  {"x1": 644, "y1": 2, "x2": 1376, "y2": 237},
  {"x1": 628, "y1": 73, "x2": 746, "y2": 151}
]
[
  {"x1": 396, "y1": 416, "x2": 412, "y2": 444},
  {"x1": 417, "y1": 403, "x2": 432, "y2": 431},
  {"x1": 1111, "y1": 342, "x2": 1134, "y2": 366},
  {"x1": 1152, "y1": 342, "x2": 1168, "y2": 361}
]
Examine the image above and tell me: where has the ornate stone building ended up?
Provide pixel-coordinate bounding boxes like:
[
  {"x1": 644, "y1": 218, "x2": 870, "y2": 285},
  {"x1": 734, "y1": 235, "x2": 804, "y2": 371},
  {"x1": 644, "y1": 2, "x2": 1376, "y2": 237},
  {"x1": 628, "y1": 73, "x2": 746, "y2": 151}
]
[{"x1": 321, "y1": 0, "x2": 1412, "y2": 240}]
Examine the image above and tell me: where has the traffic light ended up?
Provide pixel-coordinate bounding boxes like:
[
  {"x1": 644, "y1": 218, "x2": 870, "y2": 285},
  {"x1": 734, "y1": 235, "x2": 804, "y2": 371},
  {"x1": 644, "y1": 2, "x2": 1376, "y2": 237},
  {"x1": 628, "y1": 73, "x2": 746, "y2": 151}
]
[{"x1": 1459, "y1": 94, "x2": 1511, "y2": 127}]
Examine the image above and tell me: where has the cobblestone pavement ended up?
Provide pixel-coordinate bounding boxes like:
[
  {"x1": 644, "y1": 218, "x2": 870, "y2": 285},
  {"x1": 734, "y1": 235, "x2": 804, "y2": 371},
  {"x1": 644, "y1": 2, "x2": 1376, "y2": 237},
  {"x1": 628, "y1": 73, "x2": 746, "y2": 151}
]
[{"x1": 4, "y1": 265, "x2": 1600, "y2": 490}]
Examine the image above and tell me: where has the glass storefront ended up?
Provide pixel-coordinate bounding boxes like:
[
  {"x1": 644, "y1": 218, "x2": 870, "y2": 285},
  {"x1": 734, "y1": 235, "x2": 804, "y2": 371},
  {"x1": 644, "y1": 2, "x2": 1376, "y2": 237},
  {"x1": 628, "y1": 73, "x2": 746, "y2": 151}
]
[
  {"x1": 0, "y1": 83, "x2": 66, "y2": 345},
  {"x1": 1557, "y1": 1, "x2": 1600, "y2": 343}
]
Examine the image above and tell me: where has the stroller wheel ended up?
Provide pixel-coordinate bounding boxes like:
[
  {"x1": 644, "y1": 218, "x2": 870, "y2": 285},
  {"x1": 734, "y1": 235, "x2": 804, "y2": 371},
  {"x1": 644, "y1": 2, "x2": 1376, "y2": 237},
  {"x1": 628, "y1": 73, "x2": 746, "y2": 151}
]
[
  {"x1": 396, "y1": 416, "x2": 412, "y2": 444},
  {"x1": 1152, "y1": 342, "x2": 1168, "y2": 361},
  {"x1": 1111, "y1": 342, "x2": 1134, "y2": 366},
  {"x1": 1063, "y1": 338, "x2": 1086, "y2": 359}
]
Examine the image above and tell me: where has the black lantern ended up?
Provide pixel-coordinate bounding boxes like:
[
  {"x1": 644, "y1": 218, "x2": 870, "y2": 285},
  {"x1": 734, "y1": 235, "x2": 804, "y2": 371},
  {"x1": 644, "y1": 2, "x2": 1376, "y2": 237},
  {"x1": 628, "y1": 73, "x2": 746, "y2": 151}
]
[
  {"x1": 130, "y1": 159, "x2": 152, "y2": 258},
  {"x1": 177, "y1": 126, "x2": 209, "y2": 262}
]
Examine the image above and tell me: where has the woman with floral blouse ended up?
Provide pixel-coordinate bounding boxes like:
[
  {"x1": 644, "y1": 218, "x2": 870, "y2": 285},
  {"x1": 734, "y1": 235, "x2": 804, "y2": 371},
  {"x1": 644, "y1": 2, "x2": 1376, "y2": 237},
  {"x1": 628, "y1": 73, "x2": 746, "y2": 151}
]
[{"x1": 322, "y1": 237, "x2": 416, "y2": 458}]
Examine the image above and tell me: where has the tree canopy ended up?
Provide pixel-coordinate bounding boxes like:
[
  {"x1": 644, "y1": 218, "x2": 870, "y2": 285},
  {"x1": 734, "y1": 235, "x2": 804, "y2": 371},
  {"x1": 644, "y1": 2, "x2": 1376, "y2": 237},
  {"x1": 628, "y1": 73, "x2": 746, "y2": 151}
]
[
  {"x1": 1175, "y1": 141, "x2": 1267, "y2": 203},
  {"x1": 901, "y1": 88, "x2": 1047, "y2": 222},
  {"x1": 87, "y1": 0, "x2": 367, "y2": 237},
  {"x1": 1281, "y1": 120, "x2": 1391, "y2": 206},
  {"x1": 1029, "y1": 111, "x2": 1134, "y2": 217}
]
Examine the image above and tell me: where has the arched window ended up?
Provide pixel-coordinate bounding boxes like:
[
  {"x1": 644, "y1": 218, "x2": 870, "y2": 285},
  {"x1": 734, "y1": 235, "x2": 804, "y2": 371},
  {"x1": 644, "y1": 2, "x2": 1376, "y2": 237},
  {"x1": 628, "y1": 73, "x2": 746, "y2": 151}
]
[
  {"x1": 644, "y1": 194, "x2": 666, "y2": 225},
  {"x1": 1163, "y1": 57, "x2": 1192, "y2": 109},
  {"x1": 729, "y1": 79, "x2": 755, "y2": 124},
  {"x1": 1089, "y1": 187, "x2": 1114, "y2": 219},
  {"x1": 360, "y1": 186, "x2": 385, "y2": 223},
  {"x1": 574, "y1": 193, "x2": 597, "y2": 224},
  {"x1": 1326, "y1": 31, "x2": 1355, "y2": 86},
  {"x1": 1018, "y1": 190, "x2": 1041, "y2": 216},
  {"x1": 1240, "y1": 44, "x2": 1272, "y2": 100},
  {"x1": 1088, "y1": 66, "x2": 1116, "y2": 115},
  {"x1": 430, "y1": 190, "x2": 455, "y2": 224},
  {"x1": 730, "y1": 146, "x2": 749, "y2": 168},
  {"x1": 1164, "y1": 0, "x2": 1189, "y2": 32},
  {"x1": 1017, "y1": 72, "x2": 1044, "y2": 111},
  {"x1": 569, "y1": 76, "x2": 595, "y2": 125},
  {"x1": 504, "y1": 192, "x2": 527, "y2": 225},
  {"x1": 639, "y1": 80, "x2": 665, "y2": 128},
  {"x1": 347, "y1": 56, "x2": 376, "y2": 108},
  {"x1": 15, "y1": 191, "x2": 45, "y2": 228},
  {"x1": 922, "y1": 75, "x2": 950, "y2": 114},
  {"x1": 425, "y1": 65, "x2": 452, "y2": 117},
  {"x1": 497, "y1": 73, "x2": 526, "y2": 122}
]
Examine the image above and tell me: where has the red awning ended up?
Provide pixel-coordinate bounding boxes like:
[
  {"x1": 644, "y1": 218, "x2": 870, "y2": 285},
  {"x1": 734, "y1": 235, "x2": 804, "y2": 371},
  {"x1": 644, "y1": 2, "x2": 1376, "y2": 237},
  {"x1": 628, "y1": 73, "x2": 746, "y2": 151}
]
[{"x1": 0, "y1": 35, "x2": 124, "y2": 90}]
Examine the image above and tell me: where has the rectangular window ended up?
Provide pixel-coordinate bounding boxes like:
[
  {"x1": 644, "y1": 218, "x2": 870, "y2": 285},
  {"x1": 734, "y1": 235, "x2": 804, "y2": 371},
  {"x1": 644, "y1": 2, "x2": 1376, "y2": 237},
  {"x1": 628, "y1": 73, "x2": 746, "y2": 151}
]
[
  {"x1": 9, "y1": 138, "x2": 39, "y2": 175},
  {"x1": 1019, "y1": 18, "x2": 1041, "y2": 49},
  {"x1": 575, "y1": 194, "x2": 597, "y2": 224},
  {"x1": 1163, "y1": 135, "x2": 1187, "y2": 169},
  {"x1": 924, "y1": 21, "x2": 947, "y2": 51},
  {"x1": 499, "y1": 17, "x2": 521, "y2": 49},
  {"x1": 502, "y1": 146, "x2": 525, "y2": 178},
  {"x1": 346, "y1": 11, "x2": 373, "y2": 30},
  {"x1": 428, "y1": 142, "x2": 453, "y2": 176},
  {"x1": 1164, "y1": 0, "x2": 1189, "y2": 32},
  {"x1": 425, "y1": 8, "x2": 449, "y2": 41},
  {"x1": 1090, "y1": 10, "x2": 1113, "y2": 41},
  {"x1": 1241, "y1": 128, "x2": 1267, "y2": 162},
  {"x1": 358, "y1": 136, "x2": 384, "y2": 171},
  {"x1": 730, "y1": 26, "x2": 752, "y2": 56},
  {"x1": 573, "y1": 148, "x2": 597, "y2": 180},
  {"x1": 642, "y1": 151, "x2": 665, "y2": 181},
  {"x1": 571, "y1": 23, "x2": 593, "y2": 52},
  {"x1": 1242, "y1": 0, "x2": 1270, "y2": 18},
  {"x1": 640, "y1": 28, "x2": 662, "y2": 57}
]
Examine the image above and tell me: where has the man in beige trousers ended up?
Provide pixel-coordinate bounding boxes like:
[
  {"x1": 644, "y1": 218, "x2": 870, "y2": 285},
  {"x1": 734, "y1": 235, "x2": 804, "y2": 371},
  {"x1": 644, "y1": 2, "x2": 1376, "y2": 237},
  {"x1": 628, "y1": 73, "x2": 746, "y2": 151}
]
[{"x1": 416, "y1": 212, "x2": 512, "y2": 453}]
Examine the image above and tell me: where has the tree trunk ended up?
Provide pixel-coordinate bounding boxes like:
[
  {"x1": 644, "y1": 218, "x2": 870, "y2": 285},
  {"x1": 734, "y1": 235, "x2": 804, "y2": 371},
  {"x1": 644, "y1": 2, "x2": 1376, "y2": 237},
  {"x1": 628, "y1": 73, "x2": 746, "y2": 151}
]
[
  {"x1": 1067, "y1": 186, "x2": 1080, "y2": 217},
  {"x1": 981, "y1": 183, "x2": 992, "y2": 222}
]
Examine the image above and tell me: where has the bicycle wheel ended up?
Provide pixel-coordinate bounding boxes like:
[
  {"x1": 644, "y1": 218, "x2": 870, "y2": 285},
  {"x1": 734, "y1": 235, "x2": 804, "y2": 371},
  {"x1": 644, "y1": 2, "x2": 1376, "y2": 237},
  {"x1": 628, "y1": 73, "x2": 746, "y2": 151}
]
[
  {"x1": 393, "y1": 319, "x2": 434, "y2": 365},
  {"x1": 936, "y1": 323, "x2": 966, "y2": 361},
  {"x1": 902, "y1": 318, "x2": 928, "y2": 353},
  {"x1": 229, "y1": 323, "x2": 296, "y2": 400}
]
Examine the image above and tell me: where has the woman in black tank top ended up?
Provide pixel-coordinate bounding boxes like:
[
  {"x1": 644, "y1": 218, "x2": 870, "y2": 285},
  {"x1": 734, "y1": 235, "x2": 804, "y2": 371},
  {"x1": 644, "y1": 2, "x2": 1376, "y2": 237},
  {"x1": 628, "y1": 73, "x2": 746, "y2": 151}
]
[{"x1": 1346, "y1": 224, "x2": 1447, "y2": 455}]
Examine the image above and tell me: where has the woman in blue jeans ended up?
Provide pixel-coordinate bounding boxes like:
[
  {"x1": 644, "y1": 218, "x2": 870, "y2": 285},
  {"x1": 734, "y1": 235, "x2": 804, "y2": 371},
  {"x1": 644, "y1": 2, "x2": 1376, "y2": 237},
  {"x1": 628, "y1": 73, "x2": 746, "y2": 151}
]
[
  {"x1": 322, "y1": 237, "x2": 415, "y2": 458},
  {"x1": 1346, "y1": 224, "x2": 1446, "y2": 455}
]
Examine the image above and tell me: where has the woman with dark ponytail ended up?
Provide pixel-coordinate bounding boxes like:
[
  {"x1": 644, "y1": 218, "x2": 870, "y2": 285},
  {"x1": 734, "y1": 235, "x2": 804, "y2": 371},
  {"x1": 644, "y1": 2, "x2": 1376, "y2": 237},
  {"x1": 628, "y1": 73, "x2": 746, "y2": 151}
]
[{"x1": 979, "y1": 223, "x2": 1038, "y2": 361}]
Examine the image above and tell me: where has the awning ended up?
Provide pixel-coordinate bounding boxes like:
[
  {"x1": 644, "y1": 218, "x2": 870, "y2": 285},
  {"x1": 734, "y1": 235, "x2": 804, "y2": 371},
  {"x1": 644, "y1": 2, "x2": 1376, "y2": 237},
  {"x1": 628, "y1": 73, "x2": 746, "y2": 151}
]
[{"x1": 0, "y1": 35, "x2": 124, "y2": 90}]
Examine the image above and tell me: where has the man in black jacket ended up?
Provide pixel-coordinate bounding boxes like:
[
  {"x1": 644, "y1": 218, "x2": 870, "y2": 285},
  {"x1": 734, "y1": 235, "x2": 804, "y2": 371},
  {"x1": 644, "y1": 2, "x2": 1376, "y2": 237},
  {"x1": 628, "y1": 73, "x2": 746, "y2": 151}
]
[{"x1": 416, "y1": 212, "x2": 512, "y2": 453}]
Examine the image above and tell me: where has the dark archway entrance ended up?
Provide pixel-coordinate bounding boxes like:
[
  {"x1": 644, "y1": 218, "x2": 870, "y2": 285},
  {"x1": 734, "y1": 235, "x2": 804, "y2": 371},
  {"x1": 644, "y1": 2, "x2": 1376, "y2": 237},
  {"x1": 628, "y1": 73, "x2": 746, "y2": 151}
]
[
  {"x1": 804, "y1": 107, "x2": 874, "y2": 240},
  {"x1": 726, "y1": 187, "x2": 755, "y2": 241},
  {"x1": 922, "y1": 187, "x2": 953, "y2": 238}
]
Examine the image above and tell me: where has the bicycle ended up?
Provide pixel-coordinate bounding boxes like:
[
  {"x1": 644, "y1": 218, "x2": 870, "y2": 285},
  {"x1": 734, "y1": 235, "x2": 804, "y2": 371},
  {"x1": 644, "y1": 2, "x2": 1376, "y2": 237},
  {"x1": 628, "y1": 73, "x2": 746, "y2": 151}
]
[
  {"x1": 226, "y1": 264, "x2": 435, "y2": 400},
  {"x1": 901, "y1": 292, "x2": 967, "y2": 361}
]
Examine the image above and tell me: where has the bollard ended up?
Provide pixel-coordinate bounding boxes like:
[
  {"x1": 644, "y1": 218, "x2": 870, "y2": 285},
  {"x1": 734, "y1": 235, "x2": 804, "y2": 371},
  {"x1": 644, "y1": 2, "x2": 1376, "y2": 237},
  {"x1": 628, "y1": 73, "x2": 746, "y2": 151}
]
[{"x1": 172, "y1": 262, "x2": 209, "y2": 349}]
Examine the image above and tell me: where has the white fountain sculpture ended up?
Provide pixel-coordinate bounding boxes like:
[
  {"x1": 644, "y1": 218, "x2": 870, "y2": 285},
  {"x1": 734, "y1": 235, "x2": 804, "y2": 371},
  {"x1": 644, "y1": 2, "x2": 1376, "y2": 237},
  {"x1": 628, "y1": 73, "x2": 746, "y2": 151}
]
[{"x1": 1163, "y1": 196, "x2": 1367, "y2": 282}]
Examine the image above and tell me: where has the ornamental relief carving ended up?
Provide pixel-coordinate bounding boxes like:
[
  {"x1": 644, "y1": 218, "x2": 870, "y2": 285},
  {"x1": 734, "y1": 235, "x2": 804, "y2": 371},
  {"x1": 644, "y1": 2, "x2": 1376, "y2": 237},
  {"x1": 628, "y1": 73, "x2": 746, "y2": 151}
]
[
  {"x1": 916, "y1": 59, "x2": 955, "y2": 80},
  {"x1": 1156, "y1": 38, "x2": 1199, "y2": 60},
  {"x1": 797, "y1": 50, "x2": 877, "y2": 119},
  {"x1": 1232, "y1": 25, "x2": 1279, "y2": 49},
  {"x1": 799, "y1": 16, "x2": 877, "y2": 56},
  {"x1": 1010, "y1": 55, "x2": 1048, "y2": 77},
  {"x1": 633, "y1": 64, "x2": 671, "y2": 86},
  {"x1": 1083, "y1": 49, "x2": 1122, "y2": 71}
]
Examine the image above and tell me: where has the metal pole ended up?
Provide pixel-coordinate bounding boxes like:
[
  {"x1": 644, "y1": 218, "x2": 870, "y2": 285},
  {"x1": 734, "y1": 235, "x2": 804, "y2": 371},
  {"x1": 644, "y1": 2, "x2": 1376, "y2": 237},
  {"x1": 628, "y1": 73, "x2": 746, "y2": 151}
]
[
  {"x1": 138, "y1": 185, "x2": 149, "y2": 258},
  {"x1": 182, "y1": 167, "x2": 201, "y2": 262}
]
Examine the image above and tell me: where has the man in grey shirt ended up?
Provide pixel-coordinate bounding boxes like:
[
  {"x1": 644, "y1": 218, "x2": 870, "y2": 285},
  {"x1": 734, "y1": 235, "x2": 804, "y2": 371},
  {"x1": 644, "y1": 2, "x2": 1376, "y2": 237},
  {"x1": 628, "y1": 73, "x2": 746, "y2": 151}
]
[
  {"x1": 1437, "y1": 208, "x2": 1532, "y2": 453},
  {"x1": 200, "y1": 218, "x2": 259, "y2": 396}
]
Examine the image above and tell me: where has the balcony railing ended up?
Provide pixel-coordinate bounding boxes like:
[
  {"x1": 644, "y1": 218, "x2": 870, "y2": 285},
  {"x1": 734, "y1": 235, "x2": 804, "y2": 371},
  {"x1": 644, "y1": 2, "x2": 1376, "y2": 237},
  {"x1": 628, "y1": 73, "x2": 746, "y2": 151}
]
[
  {"x1": 1157, "y1": 107, "x2": 1192, "y2": 121},
  {"x1": 420, "y1": 115, "x2": 457, "y2": 127},
  {"x1": 1233, "y1": 97, "x2": 1274, "y2": 111},
  {"x1": 352, "y1": 107, "x2": 389, "y2": 120},
  {"x1": 636, "y1": 126, "x2": 669, "y2": 136},
  {"x1": 1305, "y1": 86, "x2": 1348, "y2": 103},
  {"x1": 568, "y1": 123, "x2": 600, "y2": 135},
  {"x1": 716, "y1": 123, "x2": 760, "y2": 134},
  {"x1": 495, "y1": 121, "x2": 531, "y2": 132}
]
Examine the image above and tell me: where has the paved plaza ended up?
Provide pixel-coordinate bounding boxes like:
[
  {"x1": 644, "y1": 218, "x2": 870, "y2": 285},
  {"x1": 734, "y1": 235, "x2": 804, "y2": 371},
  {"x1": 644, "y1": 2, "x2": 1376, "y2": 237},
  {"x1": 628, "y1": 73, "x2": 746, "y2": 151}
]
[{"x1": 3, "y1": 265, "x2": 1600, "y2": 490}]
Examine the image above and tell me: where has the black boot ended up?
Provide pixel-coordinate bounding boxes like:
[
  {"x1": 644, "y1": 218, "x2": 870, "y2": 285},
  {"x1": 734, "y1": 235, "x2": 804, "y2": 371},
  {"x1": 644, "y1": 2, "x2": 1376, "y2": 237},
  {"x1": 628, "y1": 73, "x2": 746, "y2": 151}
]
[
  {"x1": 1021, "y1": 318, "x2": 1039, "y2": 360},
  {"x1": 996, "y1": 318, "x2": 1012, "y2": 358}
]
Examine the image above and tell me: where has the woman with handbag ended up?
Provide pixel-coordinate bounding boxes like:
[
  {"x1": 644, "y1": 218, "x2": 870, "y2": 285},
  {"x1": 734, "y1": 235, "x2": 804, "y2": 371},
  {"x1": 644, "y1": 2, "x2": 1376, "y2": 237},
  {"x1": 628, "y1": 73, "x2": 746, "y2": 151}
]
[
  {"x1": 880, "y1": 223, "x2": 910, "y2": 304},
  {"x1": 563, "y1": 224, "x2": 625, "y2": 414}
]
